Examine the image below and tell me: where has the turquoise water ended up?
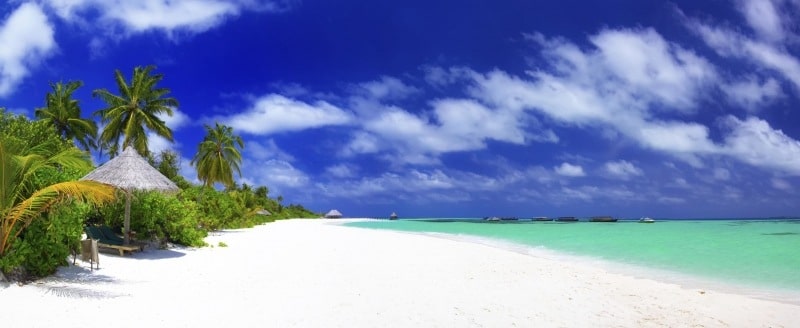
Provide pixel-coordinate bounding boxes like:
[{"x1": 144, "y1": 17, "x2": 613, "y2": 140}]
[{"x1": 346, "y1": 219, "x2": 800, "y2": 295}]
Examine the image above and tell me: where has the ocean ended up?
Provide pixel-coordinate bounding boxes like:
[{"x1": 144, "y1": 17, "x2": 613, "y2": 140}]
[{"x1": 346, "y1": 218, "x2": 800, "y2": 303}]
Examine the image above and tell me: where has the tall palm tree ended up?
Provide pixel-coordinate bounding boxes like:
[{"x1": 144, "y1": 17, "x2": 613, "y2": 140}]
[
  {"x1": 0, "y1": 140, "x2": 116, "y2": 257},
  {"x1": 34, "y1": 81, "x2": 98, "y2": 151},
  {"x1": 191, "y1": 122, "x2": 244, "y2": 189},
  {"x1": 93, "y1": 65, "x2": 178, "y2": 158}
]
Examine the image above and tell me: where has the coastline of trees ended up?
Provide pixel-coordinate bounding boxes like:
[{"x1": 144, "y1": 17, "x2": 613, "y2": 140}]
[{"x1": 0, "y1": 65, "x2": 317, "y2": 282}]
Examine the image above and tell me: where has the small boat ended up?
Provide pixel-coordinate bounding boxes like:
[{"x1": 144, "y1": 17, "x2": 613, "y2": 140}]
[
  {"x1": 500, "y1": 217, "x2": 519, "y2": 221},
  {"x1": 532, "y1": 217, "x2": 552, "y2": 221},
  {"x1": 556, "y1": 216, "x2": 579, "y2": 222},
  {"x1": 486, "y1": 216, "x2": 501, "y2": 221},
  {"x1": 589, "y1": 216, "x2": 618, "y2": 222},
  {"x1": 389, "y1": 212, "x2": 398, "y2": 220},
  {"x1": 639, "y1": 217, "x2": 655, "y2": 223}
]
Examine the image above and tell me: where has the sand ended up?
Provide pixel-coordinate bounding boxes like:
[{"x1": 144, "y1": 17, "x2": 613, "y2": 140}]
[{"x1": 2, "y1": 219, "x2": 798, "y2": 327}]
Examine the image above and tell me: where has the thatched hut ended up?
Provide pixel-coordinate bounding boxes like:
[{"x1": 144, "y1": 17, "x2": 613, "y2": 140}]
[
  {"x1": 324, "y1": 209, "x2": 343, "y2": 218},
  {"x1": 81, "y1": 147, "x2": 179, "y2": 244}
]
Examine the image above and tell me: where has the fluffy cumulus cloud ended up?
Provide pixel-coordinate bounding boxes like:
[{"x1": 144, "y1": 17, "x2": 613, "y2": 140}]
[
  {"x1": 720, "y1": 76, "x2": 783, "y2": 111},
  {"x1": 240, "y1": 159, "x2": 309, "y2": 193},
  {"x1": 40, "y1": 0, "x2": 293, "y2": 36},
  {"x1": 554, "y1": 162, "x2": 585, "y2": 177},
  {"x1": 0, "y1": 3, "x2": 55, "y2": 97},
  {"x1": 342, "y1": 97, "x2": 533, "y2": 163},
  {"x1": 604, "y1": 160, "x2": 643, "y2": 179},
  {"x1": 223, "y1": 94, "x2": 353, "y2": 135},
  {"x1": 720, "y1": 116, "x2": 800, "y2": 175}
]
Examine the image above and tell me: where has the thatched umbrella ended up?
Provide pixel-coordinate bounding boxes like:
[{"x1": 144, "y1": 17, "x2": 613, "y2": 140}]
[
  {"x1": 81, "y1": 147, "x2": 179, "y2": 245},
  {"x1": 324, "y1": 209, "x2": 343, "y2": 218}
]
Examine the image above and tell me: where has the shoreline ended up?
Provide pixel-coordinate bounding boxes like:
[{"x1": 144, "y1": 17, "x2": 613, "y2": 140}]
[
  {"x1": 342, "y1": 218, "x2": 800, "y2": 305},
  {"x1": 3, "y1": 218, "x2": 799, "y2": 327}
]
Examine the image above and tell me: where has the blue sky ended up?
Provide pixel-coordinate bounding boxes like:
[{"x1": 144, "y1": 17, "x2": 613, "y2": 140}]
[{"x1": 2, "y1": 0, "x2": 799, "y2": 218}]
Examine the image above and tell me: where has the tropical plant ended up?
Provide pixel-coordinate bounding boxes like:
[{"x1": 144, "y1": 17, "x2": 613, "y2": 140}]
[
  {"x1": 34, "y1": 81, "x2": 98, "y2": 151},
  {"x1": 191, "y1": 122, "x2": 244, "y2": 189},
  {"x1": 93, "y1": 65, "x2": 178, "y2": 158},
  {"x1": 0, "y1": 140, "x2": 116, "y2": 258}
]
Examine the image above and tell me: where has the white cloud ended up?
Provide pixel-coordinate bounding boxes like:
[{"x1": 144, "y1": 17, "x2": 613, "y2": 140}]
[
  {"x1": 158, "y1": 108, "x2": 191, "y2": 130},
  {"x1": 687, "y1": 19, "x2": 800, "y2": 92},
  {"x1": 737, "y1": 0, "x2": 785, "y2": 43},
  {"x1": 0, "y1": 3, "x2": 55, "y2": 97},
  {"x1": 771, "y1": 178, "x2": 791, "y2": 191},
  {"x1": 605, "y1": 160, "x2": 643, "y2": 179},
  {"x1": 147, "y1": 133, "x2": 177, "y2": 155},
  {"x1": 634, "y1": 121, "x2": 716, "y2": 155},
  {"x1": 713, "y1": 168, "x2": 731, "y2": 181},
  {"x1": 240, "y1": 159, "x2": 309, "y2": 192},
  {"x1": 223, "y1": 94, "x2": 353, "y2": 135},
  {"x1": 246, "y1": 139, "x2": 294, "y2": 161},
  {"x1": 720, "y1": 76, "x2": 783, "y2": 112},
  {"x1": 588, "y1": 28, "x2": 717, "y2": 111},
  {"x1": 325, "y1": 164, "x2": 357, "y2": 178},
  {"x1": 721, "y1": 116, "x2": 800, "y2": 175},
  {"x1": 345, "y1": 98, "x2": 531, "y2": 163},
  {"x1": 466, "y1": 30, "x2": 721, "y2": 167},
  {"x1": 40, "y1": 0, "x2": 293, "y2": 37},
  {"x1": 357, "y1": 76, "x2": 418, "y2": 101},
  {"x1": 554, "y1": 162, "x2": 585, "y2": 177}
]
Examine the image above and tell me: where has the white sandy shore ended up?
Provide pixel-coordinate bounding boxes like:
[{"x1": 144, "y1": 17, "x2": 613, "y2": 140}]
[{"x1": 2, "y1": 218, "x2": 799, "y2": 327}]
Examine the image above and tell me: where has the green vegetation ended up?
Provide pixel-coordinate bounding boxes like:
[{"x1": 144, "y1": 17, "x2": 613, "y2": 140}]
[
  {"x1": 0, "y1": 65, "x2": 319, "y2": 281},
  {"x1": 218, "y1": 241, "x2": 227, "y2": 247},
  {"x1": 35, "y1": 80, "x2": 98, "y2": 151},
  {"x1": 93, "y1": 65, "x2": 178, "y2": 158},
  {"x1": 0, "y1": 110, "x2": 115, "y2": 279},
  {"x1": 192, "y1": 122, "x2": 244, "y2": 189}
]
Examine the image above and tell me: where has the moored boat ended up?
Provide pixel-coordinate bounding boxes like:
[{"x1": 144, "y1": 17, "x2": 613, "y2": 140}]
[
  {"x1": 532, "y1": 216, "x2": 552, "y2": 221},
  {"x1": 589, "y1": 216, "x2": 617, "y2": 222},
  {"x1": 556, "y1": 216, "x2": 579, "y2": 222},
  {"x1": 639, "y1": 217, "x2": 655, "y2": 223},
  {"x1": 389, "y1": 212, "x2": 398, "y2": 220}
]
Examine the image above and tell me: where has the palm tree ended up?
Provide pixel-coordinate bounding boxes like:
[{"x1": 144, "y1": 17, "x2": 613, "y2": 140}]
[
  {"x1": 93, "y1": 65, "x2": 178, "y2": 158},
  {"x1": 34, "y1": 81, "x2": 98, "y2": 151},
  {"x1": 191, "y1": 122, "x2": 244, "y2": 189},
  {"x1": 0, "y1": 140, "x2": 116, "y2": 257}
]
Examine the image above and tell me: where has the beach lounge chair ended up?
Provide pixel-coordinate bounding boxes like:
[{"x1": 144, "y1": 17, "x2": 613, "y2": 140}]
[
  {"x1": 84, "y1": 226, "x2": 141, "y2": 256},
  {"x1": 99, "y1": 225, "x2": 148, "y2": 251}
]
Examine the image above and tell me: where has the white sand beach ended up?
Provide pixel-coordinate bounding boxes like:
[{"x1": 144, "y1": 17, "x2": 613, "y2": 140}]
[{"x1": 2, "y1": 219, "x2": 799, "y2": 327}]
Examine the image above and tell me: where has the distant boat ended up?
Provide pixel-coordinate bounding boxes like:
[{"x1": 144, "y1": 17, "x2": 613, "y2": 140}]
[
  {"x1": 639, "y1": 217, "x2": 655, "y2": 223},
  {"x1": 389, "y1": 212, "x2": 398, "y2": 220},
  {"x1": 590, "y1": 216, "x2": 618, "y2": 222},
  {"x1": 532, "y1": 217, "x2": 552, "y2": 221},
  {"x1": 500, "y1": 217, "x2": 519, "y2": 221},
  {"x1": 486, "y1": 216, "x2": 501, "y2": 221},
  {"x1": 556, "y1": 216, "x2": 579, "y2": 222}
]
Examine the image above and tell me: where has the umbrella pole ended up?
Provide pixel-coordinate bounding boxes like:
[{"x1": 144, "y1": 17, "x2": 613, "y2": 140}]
[{"x1": 124, "y1": 190, "x2": 131, "y2": 245}]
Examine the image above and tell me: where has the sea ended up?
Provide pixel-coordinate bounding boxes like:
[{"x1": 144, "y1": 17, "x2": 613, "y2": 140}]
[{"x1": 346, "y1": 218, "x2": 800, "y2": 304}]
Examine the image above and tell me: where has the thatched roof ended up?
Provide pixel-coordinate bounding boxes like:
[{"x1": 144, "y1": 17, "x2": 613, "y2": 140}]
[
  {"x1": 257, "y1": 209, "x2": 271, "y2": 215},
  {"x1": 324, "y1": 209, "x2": 343, "y2": 218},
  {"x1": 81, "y1": 147, "x2": 179, "y2": 192}
]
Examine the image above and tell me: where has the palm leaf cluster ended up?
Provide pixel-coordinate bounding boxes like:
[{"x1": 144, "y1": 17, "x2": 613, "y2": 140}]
[
  {"x1": 192, "y1": 123, "x2": 244, "y2": 189},
  {"x1": 93, "y1": 65, "x2": 178, "y2": 158},
  {"x1": 35, "y1": 81, "x2": 98, "y2": 151},
  {"x1": 0, "y1": 140, "x2": 116, "y2": 256}
]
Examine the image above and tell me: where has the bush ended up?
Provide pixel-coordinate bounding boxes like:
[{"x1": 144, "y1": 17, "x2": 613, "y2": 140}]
[
  {"x1": 0, "y1": 203, "x2": 91, "y2": 278},
  {"x1": 99, "y1": 191, "x2": 207, "y2": 247}
]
